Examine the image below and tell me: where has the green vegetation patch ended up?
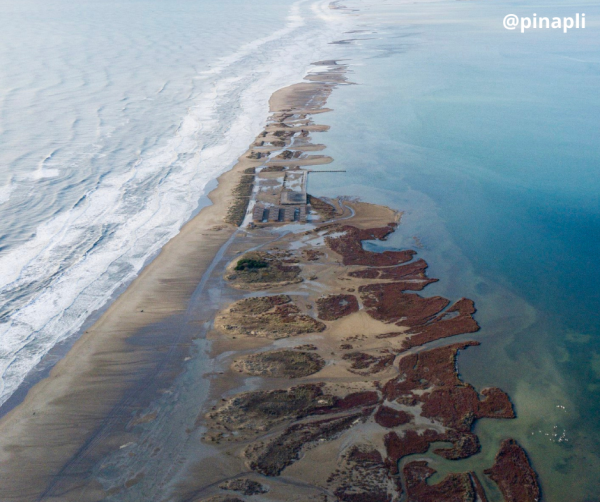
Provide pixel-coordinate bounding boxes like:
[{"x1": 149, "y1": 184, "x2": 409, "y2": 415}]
[
  {"x1": 228, "y1": 251, "x2": 301, "y2": 286},
  {"x1": 235, "y1": 258, "x2": 268, "y2": 271}
]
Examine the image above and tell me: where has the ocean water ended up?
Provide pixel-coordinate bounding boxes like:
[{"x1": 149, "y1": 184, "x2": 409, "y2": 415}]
[
  {"x1": 2, "y1": 0, "x2": 599, "y2": 499},
  {"x1": 0, "y1": 0, "x2": 352, "y2": 407},
  {"x1": 313, "y1": 0, "x2": 600, "y2": 499}
]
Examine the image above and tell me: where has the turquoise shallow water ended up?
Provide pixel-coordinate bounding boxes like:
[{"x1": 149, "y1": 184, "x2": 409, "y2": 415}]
[
  {"x1": 1, "y1": 0, "x2": 598, "y2": 498},
  {"x1": 313, "y1": 0, "x2": 600, "y2": 499}
]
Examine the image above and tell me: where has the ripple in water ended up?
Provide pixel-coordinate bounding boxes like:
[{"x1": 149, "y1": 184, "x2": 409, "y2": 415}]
[{"x1": 0, "y1": 0, "x2": 354, "y2": 406}]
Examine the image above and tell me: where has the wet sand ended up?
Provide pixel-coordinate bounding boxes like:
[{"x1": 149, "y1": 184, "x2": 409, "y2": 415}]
[
  {"x1": 186, "y1": 194, "x2": 539, "y2": 501},
  {"x1": 0, "y1": 133, "x2": 245, "y2": 500},
  {"x1": 0, "y1": 61, "x2": 540, "y2": 502},
  {"x1": 0, "y1": 66, "x2": 349, "y2": 501}
]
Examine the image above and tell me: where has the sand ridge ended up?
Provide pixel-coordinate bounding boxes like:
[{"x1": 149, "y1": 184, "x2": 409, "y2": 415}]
[
  {"x1": 0, "y1": 62, "x2": 541, "y2": 502},
  {"x1": 185, "y1": 69, "x2": 542, "y2": 502}
]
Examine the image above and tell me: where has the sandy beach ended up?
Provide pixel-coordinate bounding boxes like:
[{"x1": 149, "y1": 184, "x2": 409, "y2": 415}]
[
  {"x1": 0, "y1": 63, "x2": 350, "y2": 500},
  {"x1": 0, "y1": 135, "x2": 243, "y2": 499},
  {"x1": 3, "y1": 0, "x2": 599, "y2": 498},
  {"x1": 0, "y1": 60, "x2": 541, "y2": 502}
]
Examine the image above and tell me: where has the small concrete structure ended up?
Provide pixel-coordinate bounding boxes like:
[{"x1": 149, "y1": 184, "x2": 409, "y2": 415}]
[
  {"x1": 252, "y1": 203, "x2": 306, "y2": 223},
  {"x1": 251, "y1": 167, "x2": 308, "y2": 225},
  {"x1": 252, "y1": 205, "x2": 268, "y2": 222}
]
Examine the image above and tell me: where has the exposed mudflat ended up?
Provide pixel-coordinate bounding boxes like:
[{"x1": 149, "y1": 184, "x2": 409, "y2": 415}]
[
  {"x1": 198, "y1": 198, "x2": 540, "y2": 502},
  {"x1": 0, "y1": 60, "x2": 541, "y2": 502}
]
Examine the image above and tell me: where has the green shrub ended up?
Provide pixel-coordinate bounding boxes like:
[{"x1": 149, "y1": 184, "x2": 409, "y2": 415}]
[{"x1": 235, "y1": 258, "x2": 268, "y2": 271}]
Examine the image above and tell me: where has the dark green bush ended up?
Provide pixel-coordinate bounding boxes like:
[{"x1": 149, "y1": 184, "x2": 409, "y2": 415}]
[{"x1": 235, "y1": 258, "x2": 268, "y2": 271}]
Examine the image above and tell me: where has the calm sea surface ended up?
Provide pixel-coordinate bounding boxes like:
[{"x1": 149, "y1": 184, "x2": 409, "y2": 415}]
[
  {"x1": 1, "y1": 0, "x2": 599, "y2": 499},
  {"x1": 316, "y1": 0, "x2": 600, "y2": 499}
]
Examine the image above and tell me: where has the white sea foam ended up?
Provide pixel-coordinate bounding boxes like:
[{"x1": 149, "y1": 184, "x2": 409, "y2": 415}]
[
  {"x1": 0, "y1": 183, "x2": 14, "y2": 205},
  {"x1": 26, "y1": 168, "x2": 61, "y2": 180},
  {"x1": 0, "y1": 0, "x2": 353, "y2": 406}
]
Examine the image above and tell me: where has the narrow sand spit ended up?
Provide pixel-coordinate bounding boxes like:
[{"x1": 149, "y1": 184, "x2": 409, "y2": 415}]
[
  {"x1": 0, "y1": 64, "x2": 349, "y2": 500},
  {"x1": 0, "y1": 62, "x2": 540, "y2": 502}
]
